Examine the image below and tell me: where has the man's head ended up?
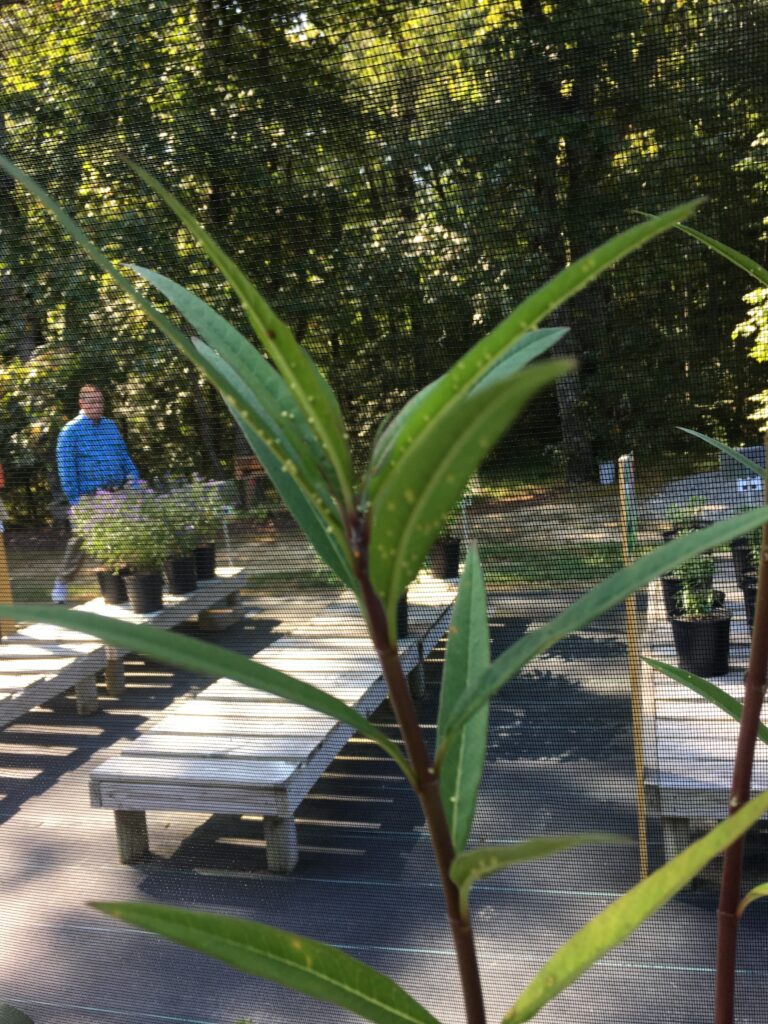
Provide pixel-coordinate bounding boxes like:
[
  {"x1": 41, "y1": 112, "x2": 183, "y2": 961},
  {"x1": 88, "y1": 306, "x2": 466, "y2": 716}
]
[{"x1": 79, "y1": 385, "x2": 104, "y2": 422}]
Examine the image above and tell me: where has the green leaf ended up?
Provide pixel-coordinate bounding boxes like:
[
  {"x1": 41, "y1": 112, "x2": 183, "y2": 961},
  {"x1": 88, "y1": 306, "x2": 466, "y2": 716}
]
[
  {"x1": 125, "y1": 159, "x2": 355, "y2": 510},
  {"x1": 674, "y1": 221, "x2": 768, "y2": 286},
  {"x1": 643, "y1": 658, "x2": 768, "y2": 747},
  {"x1": 503, "y1": 788, "x2": 768, "y2": 1023},
  {"x1": 371, "y1": 327, "x2": 569, "y2": 476},
  {"x1": 738, "y1": 882, "x2": 768, "y2": 918},
  {"x1": 450, "y1": 834, "x2": 632, "y2": 919},
  {"x1": 94, "y1": 903, "x2": 443, "y2": 1024},
  {"x1": 438, "y1": 506, "x2": 768, "y2": 761},
  {"x1": 370, "y1": 358, "x2": 573, "y2": 631},
  {"x1": 436, "y1": 545, "x2": 490, "y2": 853},
  {"x1": 191, "y1": 342, "x2": 356, "y2": 590},
  {"x1": 0, "y1": 1006, "x2": 35, "y2": 1024},
  {"x1": 131, "y1": 264, "x2": 334, "y2": 482},
  {"x1": 0, "y1": 605, "x2": 411, "y2": 781},
  {"x1": 0, "y1": 159, "x2": 353, "y2": 586},
  {"x1": 677, "y1": 426, "x2": 764, "y2": 478},
  {"x1": 369, "y1": 200, "x2": 702, "y2": 497}
]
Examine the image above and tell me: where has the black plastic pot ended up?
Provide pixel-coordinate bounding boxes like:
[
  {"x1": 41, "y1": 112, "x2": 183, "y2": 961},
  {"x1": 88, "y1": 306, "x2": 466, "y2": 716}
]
[
  {"x1": 432, "y1": 538, "x2": 461, "y2": 579},
  {"x1": 96, "y1": 569, "x2": 128, "y2": 605},
  {"x1": 194, "y1": 543, "x2": 217, "y2": 581},
  {"x1": 124, "y1": 570, "x2": 164, "y2": 614},
  {"x1": 165, "y1": 553, "x2": 197, "y2": 595},
  {"x1": 397, "y1": 592, "x2": 408, "y2": 639},
  {"x1": 742, "y1": 571, "x2": 757, "y2": 629},
  {"x1": 671, "y1": 610, "x2": 731, "y2": 677},
  {"x1": 731, "y1": 536, "x2": 757, "y2": 589}
]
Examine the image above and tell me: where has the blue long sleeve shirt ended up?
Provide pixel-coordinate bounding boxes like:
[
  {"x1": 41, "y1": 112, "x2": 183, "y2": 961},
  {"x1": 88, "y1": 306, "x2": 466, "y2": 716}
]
[{"x1": 56, "y1": 413, "x2": 139, "y2": 505}]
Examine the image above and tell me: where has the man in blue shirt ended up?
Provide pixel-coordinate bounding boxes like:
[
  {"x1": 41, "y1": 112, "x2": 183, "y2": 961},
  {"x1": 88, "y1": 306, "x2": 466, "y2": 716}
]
[{"x1": 51, "y1": 384, "x2": 139, "y2": 603}]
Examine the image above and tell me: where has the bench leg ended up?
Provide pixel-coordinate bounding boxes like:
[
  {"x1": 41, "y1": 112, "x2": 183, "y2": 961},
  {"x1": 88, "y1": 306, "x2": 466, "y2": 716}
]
[
  {"x1": 75, "y1": 673, "x2": 99, "y2": 716},
  {"x1": 114, "y1": 810, "x2": 149, "y2": 863},
  {"x1": 662, "y1": 816, "x2": 691, "y2": 863},
  {"x1": 104, "y1": 649, "x2": 125, "y2": 697},
  {"x1": 408, "y1": 642, "x2": 427, "y2": 701},
  {"x1": 264, "y1": 816, "x2": 298, "y2": 872},
  {"x1": 198, "y1": 591, "x2": 244, "y2": 632}
]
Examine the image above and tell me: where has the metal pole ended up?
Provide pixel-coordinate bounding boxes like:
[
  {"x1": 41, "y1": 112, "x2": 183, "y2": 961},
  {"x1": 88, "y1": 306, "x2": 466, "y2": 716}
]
[{"x1": 618, "y1": 454, "x2": 649, "y2": 879}]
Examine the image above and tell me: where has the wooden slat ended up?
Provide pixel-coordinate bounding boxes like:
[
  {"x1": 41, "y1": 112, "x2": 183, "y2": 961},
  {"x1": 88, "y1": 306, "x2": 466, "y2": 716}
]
[
  {"x1": 128, "y1": 733, "x2": 320, "y2": 761},
  {"x1": 92, "y1": 755, "x2": 296, "y2": 788},
  {"x1": 151, "y1": 714, "x2": 332, "y2": 737}
]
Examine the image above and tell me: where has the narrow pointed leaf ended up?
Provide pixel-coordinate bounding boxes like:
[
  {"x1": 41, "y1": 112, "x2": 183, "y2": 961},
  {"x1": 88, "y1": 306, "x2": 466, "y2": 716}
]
[
  {"x1": 94, "y1": 903, "x2": 442, "y2": 1024},
  {"x1": 125, "y1": 159, "x2": 354, "y2": 508},
  {"x1": 371, "y1": 327, "x2": 569, "y2": 476},
  {"x1": 503, "y1": 788, "x2": 768, "y2": 1023},
  {"x1": 438, "y1": 507, "x2": 768, "y2": 759},
  {"x1": 678, "y1": 426, "x2": 764, "y2": 477},
  {"x1": 738, "y1": 883, "x2": 768, "y2": 918},
  {"x1": 369, "y1": 200, "x2": 702, "y2": 498},
  {"x1": 0, "y1": 159, "x2": 353, "y2": 585},
  {"x1": 370, "y1": 359, "x2": 573, "y2": 632},
  {"x1": 131, "y1": 264, "x2": 333, "y2": 480},
  {"x1": 674, "y1": 221, "x2": 768, "y2": 286},
  {"x1": 0, "y1": 1007, "x2": 34, "y2": 1024},
  {"x1": 0, "y1": 605, "x2": 411, "y2": 780},
  {"x1": 437, "y1": 545, "x2": 490, "y2": 852},
  {"x1": 450, "y1": 834, "x2": 632, "y2": 918},
  {"x1": 191, "y1": 342, "x2": 356, "y2": 590},
  {"x1": 643, "y1": 658, "x2": 768, "y2": 746}
]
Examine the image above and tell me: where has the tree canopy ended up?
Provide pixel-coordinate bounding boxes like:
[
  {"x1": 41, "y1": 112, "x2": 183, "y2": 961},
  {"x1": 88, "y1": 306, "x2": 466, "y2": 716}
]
[{"x1": 1, "y1": 0, "x2": 767, "y2": 520}]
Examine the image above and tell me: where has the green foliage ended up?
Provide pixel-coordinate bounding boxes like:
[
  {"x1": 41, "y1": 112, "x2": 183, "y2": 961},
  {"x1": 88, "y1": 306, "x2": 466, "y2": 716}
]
[
  {"x1": 663, "y1": 495, "x2": 707, "y2": 534},
  {"x1": 70, "y1": 484, "x2": 174, "y2": 572},
  {"x1": 675, "y1": 553, "x2": 718, "y2": 618},
  {"x1": 0, "y1": 1006, "x2": 34, "y2": 1024},
  {"x1": 503, "y1": 788, "x2": 768, "y2": 1023},
  {"x1": 436, "y1": 544, "x2": 490, "y2": 853},
  {"x1": 94, "y1": 903, "x2": 443, "y2": 1024},
  {"x1": 6, "y1": 155, "x2": 768, "y2": 1024}
]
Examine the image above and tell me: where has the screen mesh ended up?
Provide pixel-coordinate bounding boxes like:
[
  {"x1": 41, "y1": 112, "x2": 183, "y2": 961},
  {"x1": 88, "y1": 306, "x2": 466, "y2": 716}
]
[{"x1": 1, "y1": 2, "x2": 767, "y2": 1021}]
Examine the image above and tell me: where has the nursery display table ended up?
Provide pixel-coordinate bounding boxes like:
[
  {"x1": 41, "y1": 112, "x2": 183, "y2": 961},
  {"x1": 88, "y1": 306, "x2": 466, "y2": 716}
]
[
  {"x1": 74, "y1": 566, "x2": 246, "y2": 697},
  {"x1": 89, "y1": 574, "x2": 456, "y2": 872},
  {"x1": 0, "y1": 567, "x2": 244, "y2": 728},
  {"x1": 641, "y1": 570, "x2": 765, "y2": 861}
]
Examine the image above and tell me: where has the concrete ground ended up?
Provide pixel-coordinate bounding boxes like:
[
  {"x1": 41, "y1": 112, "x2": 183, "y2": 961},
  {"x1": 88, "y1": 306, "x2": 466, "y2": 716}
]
[{"x1": 1, "y1": 583, "x2": 767, "y2": 1024}]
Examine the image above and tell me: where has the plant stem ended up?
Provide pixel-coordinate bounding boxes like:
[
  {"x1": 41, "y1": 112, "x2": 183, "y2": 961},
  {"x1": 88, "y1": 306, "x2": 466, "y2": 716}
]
[
  {"x1": 355, "y1": 568, "x2": 487, "y2": 1024},
  {"x1": 714, "y1": 446, "x2": 768, "y2": 1024}
]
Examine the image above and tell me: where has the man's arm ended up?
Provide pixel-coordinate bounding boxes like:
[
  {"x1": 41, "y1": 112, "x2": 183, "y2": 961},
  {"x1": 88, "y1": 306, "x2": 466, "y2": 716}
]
[{"x1": 55, "y1": 425, "x2": 80, "y2": 504}]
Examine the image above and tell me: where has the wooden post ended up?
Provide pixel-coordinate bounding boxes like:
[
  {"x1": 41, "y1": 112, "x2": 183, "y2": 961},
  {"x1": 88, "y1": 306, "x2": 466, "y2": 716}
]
[
  {"x1": 0, "y1": 493, "x2": 14, "y2": 638},
  {"x1": 618, "y1": 454, "x2": 649, "y2": 879}
]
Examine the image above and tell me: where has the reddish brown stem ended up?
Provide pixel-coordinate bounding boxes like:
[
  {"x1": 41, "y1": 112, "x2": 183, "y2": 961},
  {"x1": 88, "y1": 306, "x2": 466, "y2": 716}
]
[
  {"x1": 354, "y1": 560, "x2": 487, "y2": 1024},
  {"x1": 715, "y1": 454, "x2": 768, "y2": 1024}
]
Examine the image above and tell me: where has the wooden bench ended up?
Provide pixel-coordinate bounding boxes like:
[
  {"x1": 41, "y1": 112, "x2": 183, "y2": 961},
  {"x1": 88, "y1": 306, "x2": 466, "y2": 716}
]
[
  {"x1": 641, "y1": 570, "x2": 762, "y2": 861},
  {"x1": 89, "y1": 576, "x2": 457, "y2": 872},
  {"x1": 0, "y1": 567, "x2": 245, "y2": 728}
]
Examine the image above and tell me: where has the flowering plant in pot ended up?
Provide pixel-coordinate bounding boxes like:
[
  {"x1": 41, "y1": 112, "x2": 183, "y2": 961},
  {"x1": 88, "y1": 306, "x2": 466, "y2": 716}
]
[
  {"x1": 70, "y1": 488, "x2": 133, "y2": 604},
  {"x1": 73, "y1": 484, "x2": 173, "y2": 613},
  {"x1": 670, "y1": 553, "x2": 731, "y2": 677}
]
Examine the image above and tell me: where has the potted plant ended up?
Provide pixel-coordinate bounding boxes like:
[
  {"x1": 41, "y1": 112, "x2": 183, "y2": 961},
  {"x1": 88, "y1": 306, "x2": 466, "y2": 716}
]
[
  {"x1": 160, "y1": 487, "x2": 199, "y2": 594},
  {"x1": 661, "y1": 494, "x2": 712, "y2": 542},
  {"x1": 187, "y1": 476, "x2": 227, "y2": 580},
  {"x1": 74, "y1": 485, "x2": 172, "y2": 613},
  {"x1": 431, "y1": 529, "x2": 461, "y2": 580},
  {"x1": 70, "y1": 489, "x2": 131, "y2": 604},
  {"x1": 670, "y1": 553, "x2": 731, "y2": 676}
]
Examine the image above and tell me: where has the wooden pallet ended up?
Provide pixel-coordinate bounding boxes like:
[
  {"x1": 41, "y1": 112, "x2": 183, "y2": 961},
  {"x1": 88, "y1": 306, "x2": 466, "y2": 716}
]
[
  {"x1": 0, "y1": 567, "x2": 245, "y2": 728},
  {"x1": 641, "y1": 573, "x2": 759, "y2": 860},
  {"x1": 90, "y1": 576, "x2": 457, "y2": 872}
]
